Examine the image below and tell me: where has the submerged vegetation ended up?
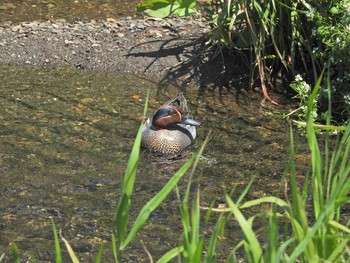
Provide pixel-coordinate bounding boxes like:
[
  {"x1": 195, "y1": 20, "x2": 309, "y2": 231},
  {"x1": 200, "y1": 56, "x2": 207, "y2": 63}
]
[
  {"x1": 6, "y1": 79, "x2": 350, "y2": 261},
  {"x1": 138, "y1": 0, "x2": 350, "y2": 124}
]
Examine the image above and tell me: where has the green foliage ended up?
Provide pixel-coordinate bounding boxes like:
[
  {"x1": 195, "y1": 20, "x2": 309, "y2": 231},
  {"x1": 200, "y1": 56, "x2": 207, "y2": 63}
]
[
  {"x1": 223, "y1": 75, "x2": 350, "y2": 262},
  {"x1": 289, "y1": 74, "x2": 318, "y2": 121},
  {"x1": 309, "y1": 0, "x2": 350, "y2": 121},
  {"x1": 113, "y1": 116, "x2": 143, "y2": 260},
  {"x1": 94, "y1": 244, "x2": 104, "y2": 263},
  {"x1": 137, "y1": 0, "x2": 197, "y2": 18},
  {"x1": 172, "y1": 133, "x2": 210, "y2": 263},
  {"x1": 136, "y1": 0, "x2": 350, "y2": 122},
  {"x1": 119, "y1": 150, "x2": 197, "y2": 250}
]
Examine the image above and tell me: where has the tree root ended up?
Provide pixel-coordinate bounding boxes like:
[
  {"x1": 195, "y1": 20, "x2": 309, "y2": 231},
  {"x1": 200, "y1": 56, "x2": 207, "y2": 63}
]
[{"x1": 259, "y1": 60, "x2": 278, "y2": 105}]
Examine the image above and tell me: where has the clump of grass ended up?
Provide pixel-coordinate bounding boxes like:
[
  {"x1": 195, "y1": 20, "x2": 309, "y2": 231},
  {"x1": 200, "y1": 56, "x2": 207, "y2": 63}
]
[{"x1": 213, "y1": 71, "x2": 350, "y2": 262}]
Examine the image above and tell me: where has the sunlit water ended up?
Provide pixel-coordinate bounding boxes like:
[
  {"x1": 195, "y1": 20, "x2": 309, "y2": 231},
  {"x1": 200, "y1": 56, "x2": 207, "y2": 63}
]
[
  {"x1": 0, "y1": 0, "x2": 140, "y2": 23},
  {"x1": 0, "y1": 66, "x2": 310, "y2": 261}
]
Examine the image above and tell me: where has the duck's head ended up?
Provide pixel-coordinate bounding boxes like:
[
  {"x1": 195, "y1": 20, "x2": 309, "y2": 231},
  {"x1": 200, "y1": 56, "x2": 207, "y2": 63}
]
[{"x1": 152, "y1": 106, "x2": 201, "y2": 129}]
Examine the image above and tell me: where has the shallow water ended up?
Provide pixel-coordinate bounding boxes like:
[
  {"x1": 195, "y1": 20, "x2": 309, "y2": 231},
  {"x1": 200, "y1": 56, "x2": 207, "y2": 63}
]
[
  {"x1": 0, "y1": 0, "x2": 140, "y2": 23},
  {"x1": 0, "y1": 65, "x2": 310, "y2": 261}
]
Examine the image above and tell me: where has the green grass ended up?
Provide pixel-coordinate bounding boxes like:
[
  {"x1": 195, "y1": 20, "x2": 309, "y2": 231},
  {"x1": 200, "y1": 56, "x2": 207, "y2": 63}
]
[{"x1": 216, "y1": 72, "x2": 350, "y2": 262}]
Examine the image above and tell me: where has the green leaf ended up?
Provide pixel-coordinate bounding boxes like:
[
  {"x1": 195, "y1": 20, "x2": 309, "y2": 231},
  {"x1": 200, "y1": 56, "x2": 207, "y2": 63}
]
[
  {"x1": 51, "y1": 218, "x2": 62, "y2": 263},
  {"x1": 111, "y1": 232, "x2": 118, "y2": 262},
  {"x1": 225, "y1": 194, "x2": 263, "y2": 262},
  {"x1": 94, "y1": 244, "x2": 104, "y2": 263},
  {"x1": 145, "y1": 4, "x2": 175, "y2": 18},
  {"x1": 137, "y1": 0, "x2": 197, "y2": 18},
  {"x1": 11, "y1": 244, "x2": 20, "y2": 263},
  {"x1": 328, "y1": 220, "x2": 350, "y2": 234},
  {"x1": 329, "y1": 7, "x2": 339, "y2": 14},
  {"x1": 121, "y1": 133, "x2": 209, "y2": 250},
  {"x1": 157, "y1": 246, "x2": 183, "y2": 263},
  {"x1": 121, "y1": 153, "x2": 196, "y2": 249},
  {"x1": 239, "y1": 196, "x2": 289, "y2": 210},
  {"x1": 114, "y1": 98, "x2": 145, "y2": 245},
  {"x1": 205, "y1": 214, "x2": 226, "y2": 262}
]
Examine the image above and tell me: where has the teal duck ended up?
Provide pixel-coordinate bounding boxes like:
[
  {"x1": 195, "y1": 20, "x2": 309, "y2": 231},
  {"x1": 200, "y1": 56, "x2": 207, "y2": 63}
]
[{"x1": 141, "y1": 93, "x2": 201, "y2": 156}]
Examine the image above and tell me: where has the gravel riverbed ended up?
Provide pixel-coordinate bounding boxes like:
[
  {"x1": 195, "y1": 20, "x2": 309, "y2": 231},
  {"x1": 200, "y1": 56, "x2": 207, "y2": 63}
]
[{"x1": 0, "y1": 17, "x2": 212, "y2": 80}]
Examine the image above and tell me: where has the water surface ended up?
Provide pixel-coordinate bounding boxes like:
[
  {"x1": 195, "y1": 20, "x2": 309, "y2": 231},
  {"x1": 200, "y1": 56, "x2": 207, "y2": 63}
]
[
  {"x1": 0, "y1": 65, "x2": 309, "y2": 261},
  {"x1": 0, "y1": 0, "x2": 140, "y2": 23}
]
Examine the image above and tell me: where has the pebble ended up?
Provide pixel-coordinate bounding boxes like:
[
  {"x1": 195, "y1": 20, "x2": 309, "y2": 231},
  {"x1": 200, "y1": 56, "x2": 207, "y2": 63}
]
[{"x1": 102, "y1": 29, "x2": 110, "y2": 36}]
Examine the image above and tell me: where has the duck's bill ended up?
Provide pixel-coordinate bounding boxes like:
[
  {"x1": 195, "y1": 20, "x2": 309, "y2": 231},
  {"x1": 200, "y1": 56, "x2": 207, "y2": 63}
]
[{"x1": 181, "y1": 117, "x2": 201, "y2": 126}]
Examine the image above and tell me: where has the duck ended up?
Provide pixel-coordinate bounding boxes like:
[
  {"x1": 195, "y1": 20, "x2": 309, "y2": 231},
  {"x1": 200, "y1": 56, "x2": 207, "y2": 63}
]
[{"x1": 141, "y1": 93, "x2": 201, "y2": 156}]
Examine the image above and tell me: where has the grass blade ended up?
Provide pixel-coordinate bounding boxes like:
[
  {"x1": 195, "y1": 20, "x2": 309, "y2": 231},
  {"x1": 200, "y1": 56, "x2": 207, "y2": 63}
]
[
  {"x1": 274, "y1": 238, "x2": 295, "y2": 263},
  {"x1": 51, "y1": 218, "x2": 62, "y2": 263},
  {"x1": 239, "y1": 196, "x2": 288, "y2": 210},
  {"x1": 60, "y1": 230, "x2": 80, "y2": 263},
  {"x1": 306, "y1": 71, "x2": 324, "y2": 218},
  {"x1": 121, "y1": 153, "x2": 196, "y2": 249},
  {"x1": 114, "y1": 123, "x2": 142, "y2": 245},
  {"x1": 225, "y1": 194, "x2": 263, "y2": 262},
  {"x1": 11, "y1": 244, "x2": 20, "y2": 263},
  {"x1": 121, "y1": 134, "x2": 209, "y2": 250},
  {"x1": 156, "y1": 246, "x2": 183, "y2": 263},
  {"x1": 111, "y1": 232, "x2": 118, "y2": 262},
  {"x1": 205, "y1": 213, "x2": 226, "y2": 262},
  {"x1": 94, "y1": 244, "x2": 104, "y2": 263},
  {"x1": 114, "y1": 93, "x2": 148, "y2": 257}
]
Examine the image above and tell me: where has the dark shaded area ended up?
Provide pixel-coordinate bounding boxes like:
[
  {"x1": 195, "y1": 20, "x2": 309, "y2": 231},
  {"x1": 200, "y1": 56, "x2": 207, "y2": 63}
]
[{"x1": 127, "y1": 35, "x2": 250, "y2": 87}]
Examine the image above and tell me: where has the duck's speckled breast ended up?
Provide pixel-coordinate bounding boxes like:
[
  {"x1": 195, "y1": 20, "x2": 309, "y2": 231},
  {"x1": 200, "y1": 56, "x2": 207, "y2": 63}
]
[{"x1": 141, "y1": 124, "x2": 196, "y2": 155}]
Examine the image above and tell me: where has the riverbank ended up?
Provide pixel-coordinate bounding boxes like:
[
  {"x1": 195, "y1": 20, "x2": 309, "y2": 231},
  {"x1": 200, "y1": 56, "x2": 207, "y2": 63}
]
[
  {"x1": 0, "y1": 17, "x2": 214, "y2": 80},
  {"x1": 0, "y1": 15, "x2": 258, "y2": 91}
]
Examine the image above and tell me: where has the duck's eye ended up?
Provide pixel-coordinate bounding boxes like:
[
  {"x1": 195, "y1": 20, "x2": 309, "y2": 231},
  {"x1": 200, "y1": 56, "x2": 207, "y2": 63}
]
[{"x1": 166, "y1": 109, "x2": 176, "y2": 116}]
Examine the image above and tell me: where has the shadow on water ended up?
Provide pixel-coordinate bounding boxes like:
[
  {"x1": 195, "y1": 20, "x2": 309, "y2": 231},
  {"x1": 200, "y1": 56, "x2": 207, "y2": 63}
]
[{"x1": 0, "y1": 65, "x2": 310, "y2": 261}]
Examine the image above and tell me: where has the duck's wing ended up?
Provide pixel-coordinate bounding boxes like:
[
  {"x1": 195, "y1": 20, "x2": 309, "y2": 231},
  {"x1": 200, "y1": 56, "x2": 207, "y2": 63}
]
[{"x1": 163, "y1": 93, "x2": 189, "y2": 115}]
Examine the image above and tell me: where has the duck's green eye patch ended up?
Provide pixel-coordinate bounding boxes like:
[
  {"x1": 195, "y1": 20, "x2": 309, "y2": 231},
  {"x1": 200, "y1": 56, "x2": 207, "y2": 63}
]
[{"x1": 153, "y1": 108, "x2": 175, "y2": 120}]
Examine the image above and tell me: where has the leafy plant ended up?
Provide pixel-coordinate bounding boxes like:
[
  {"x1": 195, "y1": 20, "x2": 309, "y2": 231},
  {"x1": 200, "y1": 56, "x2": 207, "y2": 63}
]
[
  {"x1": 137, "y1": 0, "x2": 350, "y2": 123},
  {"x1": 289, "y1": 74, "x2": 317, "y2": 121},
  {"x1": 214, "y1": 72, "x2": 350, "y2": 262},
  {"x1": 137, "y1": 0, "x2": 198, "y2": 18},
  {"x1": 310, "y1": 0, "x2": 350, "y2": 121}
]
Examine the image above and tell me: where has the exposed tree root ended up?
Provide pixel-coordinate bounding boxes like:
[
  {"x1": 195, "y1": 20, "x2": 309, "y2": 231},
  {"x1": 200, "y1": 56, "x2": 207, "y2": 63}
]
[{"x1": 259, "y1": 60, "x2": 278, "y2": 105}]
